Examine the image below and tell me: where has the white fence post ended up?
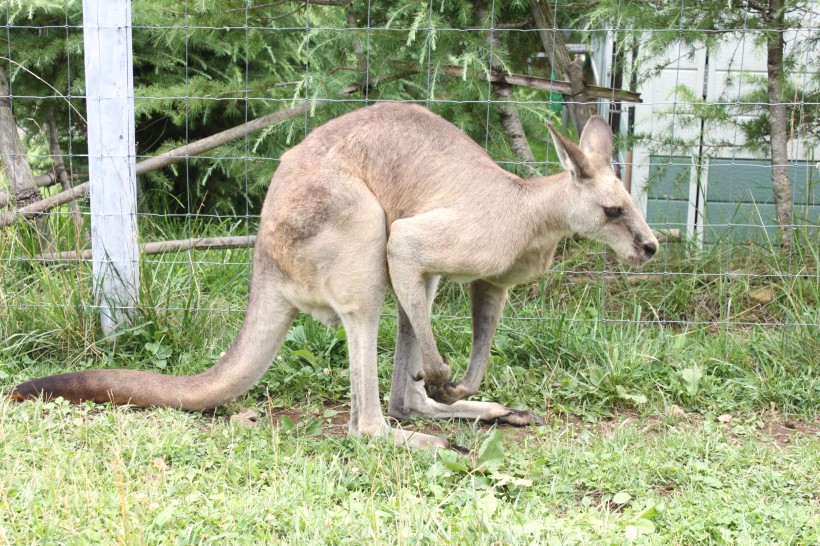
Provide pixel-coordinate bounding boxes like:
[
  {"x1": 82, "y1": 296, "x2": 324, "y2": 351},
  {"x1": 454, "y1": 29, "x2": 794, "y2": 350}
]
[{"x1": 82, "y1": 0, "x2": 139, "y2": 334}]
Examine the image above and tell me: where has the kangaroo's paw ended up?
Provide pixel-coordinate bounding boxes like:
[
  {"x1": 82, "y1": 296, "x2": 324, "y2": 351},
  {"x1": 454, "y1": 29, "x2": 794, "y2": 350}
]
[
  {"x1": 425, "y1": 380, "x2": 474, "y2": 405},
  {"x1": 398, "y1": 392, "x2": 544, "y2": 428},
  {"x1": 413, "y1": 356, "x2": 451, "y2": 389}
]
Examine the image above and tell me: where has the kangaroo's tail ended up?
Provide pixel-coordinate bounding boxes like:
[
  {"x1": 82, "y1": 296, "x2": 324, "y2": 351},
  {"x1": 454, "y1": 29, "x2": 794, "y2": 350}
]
[{"x1": 10, "y1": 261, "x2": 296, "y2": 411}]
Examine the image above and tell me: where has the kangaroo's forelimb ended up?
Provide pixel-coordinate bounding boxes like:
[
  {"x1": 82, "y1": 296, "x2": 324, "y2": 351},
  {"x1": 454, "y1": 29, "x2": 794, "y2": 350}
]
[{"x1": 425, "y1": 280, "x2": 508, "y2": 405}]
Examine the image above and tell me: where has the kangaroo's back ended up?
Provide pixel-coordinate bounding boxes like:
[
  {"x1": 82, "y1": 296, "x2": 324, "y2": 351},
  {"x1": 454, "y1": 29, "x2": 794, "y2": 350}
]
[{"x1": 276, "y1": 103, "x2": 519, "y2": 224}]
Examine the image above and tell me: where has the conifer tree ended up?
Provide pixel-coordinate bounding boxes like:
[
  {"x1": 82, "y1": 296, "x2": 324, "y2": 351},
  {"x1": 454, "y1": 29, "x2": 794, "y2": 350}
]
[{"x1": 3, "y1": 0, "x2": 562, "y2": 220}]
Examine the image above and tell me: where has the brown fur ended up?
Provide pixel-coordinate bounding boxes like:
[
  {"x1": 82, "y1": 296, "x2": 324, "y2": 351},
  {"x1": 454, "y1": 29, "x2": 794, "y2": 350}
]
[{"x1": 11, "y1": 103, "x2": 657, "y2": 449}]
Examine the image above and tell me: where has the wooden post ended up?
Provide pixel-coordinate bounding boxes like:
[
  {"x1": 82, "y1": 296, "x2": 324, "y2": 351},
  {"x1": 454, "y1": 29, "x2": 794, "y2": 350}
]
[{"x1": 82, "y1": 0, "x2": 139, "y2": 334}]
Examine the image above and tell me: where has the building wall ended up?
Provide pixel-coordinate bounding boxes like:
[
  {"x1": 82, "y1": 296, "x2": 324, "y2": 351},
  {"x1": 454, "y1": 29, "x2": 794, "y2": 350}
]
[{"x1": 621, "y1": 35, "x2": 819, "y2": 244}]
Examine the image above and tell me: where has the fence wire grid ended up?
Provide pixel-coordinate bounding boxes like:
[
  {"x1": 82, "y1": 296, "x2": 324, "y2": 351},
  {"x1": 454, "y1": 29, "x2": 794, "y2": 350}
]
[{"x1": 1, "y1": 1, "x2": 818, "y2": 370}]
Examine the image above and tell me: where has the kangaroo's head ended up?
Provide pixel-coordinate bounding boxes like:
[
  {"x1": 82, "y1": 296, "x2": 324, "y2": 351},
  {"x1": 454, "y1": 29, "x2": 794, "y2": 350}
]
[{"x1": 547, "y1": 116, "x2": 658, "y2": 267}]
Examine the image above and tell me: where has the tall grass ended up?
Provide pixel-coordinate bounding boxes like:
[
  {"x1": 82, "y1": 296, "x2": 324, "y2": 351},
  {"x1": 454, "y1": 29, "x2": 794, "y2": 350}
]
[{"x1": 2, "y1": 214, "x2": 817, "y2": 419}]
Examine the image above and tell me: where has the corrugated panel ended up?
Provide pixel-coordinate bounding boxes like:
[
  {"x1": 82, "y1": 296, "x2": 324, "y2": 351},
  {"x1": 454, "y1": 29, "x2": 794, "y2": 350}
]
[
  {"x1": 703, "y1": 159, "x2": 819, "y2": 243},
  {"x1": 707, "y1": 159, "x2": 819, "y2": 205},
  {"x1": 646, "y1": 156, "x2": 690, "y2": 228}
]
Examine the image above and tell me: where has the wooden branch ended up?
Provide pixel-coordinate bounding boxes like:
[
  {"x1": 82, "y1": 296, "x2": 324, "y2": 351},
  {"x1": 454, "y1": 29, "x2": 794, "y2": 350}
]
[
  {"x1": 135, "y1": 101, "x2": 310, "y2": 175},
  {"x1": 36, "y1": 235, "x2": 257, "y2": 261},
  {"x1": 441, "y1": 66, "x2": 641, "y2": 103},
  {"x1": 0, "y1": 102, "x2": 311, "y2": 228},
  {"x1": 302, "y1": 0, "x2": 349, "y2": 6},
  {"x1": 0, "y1": 172, "x2": 85, "y2": 208},
  {"x1": 496, "y1": 19, "x2": 532, "y2": 29},
  {"x1": 0, "y1": 182, "x2": 89, "y2": 226}
]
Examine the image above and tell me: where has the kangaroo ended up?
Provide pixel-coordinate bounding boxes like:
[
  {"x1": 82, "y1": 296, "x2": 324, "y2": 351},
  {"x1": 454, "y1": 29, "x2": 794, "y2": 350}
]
[{"x1": 11, "y1": 103, "x2": 658, "y2": 449}]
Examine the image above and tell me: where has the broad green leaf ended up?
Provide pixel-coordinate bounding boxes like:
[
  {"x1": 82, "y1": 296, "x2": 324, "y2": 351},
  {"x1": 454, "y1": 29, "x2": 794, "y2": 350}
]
[
  {"x1": 439, "y1": 451, "x2": 470, "y2": 473},
  {"x1": 477, "y1": 490, "x2": 498, "y2": 519},
  {"x1": 678, "y1": 366, "x2": 703, "y2": 395},
  {"x1": 612, "y1": 491, "x2": 632, "y2": 505},
  {"x1": 279, "y1": 414, "x2": 295, "y2": 432},
  {"x1": 290, "y1": 349, "x2": 319, "y2": 366},
  {"x1": 634, "y1": 518, "x2": 656, "y2": 534},
  {"x1": 635, "y1": 501, "x2": 664, "y2": 521},
  {"x1": 303, "y1": 419, "x2": 323, "y2": 436},
  {"x1": 476, "y1": 429, "x2": 505, "y2": 470}
]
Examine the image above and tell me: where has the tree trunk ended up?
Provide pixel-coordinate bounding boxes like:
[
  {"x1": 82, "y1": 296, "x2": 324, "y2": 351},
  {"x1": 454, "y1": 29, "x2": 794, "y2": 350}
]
[
  {"x1": 494, "y1": 82, "x2": 537, "y2": 168},
  {"x1": 530, "y1": 0, "x2": 593, "y2": 134},
  {"x1": 476, "y1": 1, "x2": 537, "y2": 171},
  {"x1": 346, "y1": 6, "x2": 368, "y2": 95},
  {"x1": 766, "y1": 0, "x2": 793, "y2": 249},
  {"x1": 0, "y1": 65, "x2": 40, "y2": 208},
  {"x1": 46, "y1": 113, "x2": 86, "y2": 238}
]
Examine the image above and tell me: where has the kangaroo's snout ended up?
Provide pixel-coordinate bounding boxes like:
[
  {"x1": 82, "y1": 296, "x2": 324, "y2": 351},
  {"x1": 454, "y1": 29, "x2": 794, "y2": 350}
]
[{"x1": 626, "y1": 230, "x2": 659, "y2": 266}]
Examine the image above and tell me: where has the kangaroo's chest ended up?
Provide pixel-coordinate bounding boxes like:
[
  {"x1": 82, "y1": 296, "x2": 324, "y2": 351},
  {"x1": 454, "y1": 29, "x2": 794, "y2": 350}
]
[{"x1": 487, "y1": 237, "x2": 560, "y2": 287}]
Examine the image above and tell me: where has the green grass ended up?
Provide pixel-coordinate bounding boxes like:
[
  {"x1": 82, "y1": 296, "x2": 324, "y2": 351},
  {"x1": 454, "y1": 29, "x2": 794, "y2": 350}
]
[
  {"x1": 1, "y1": 217, "x2": 819, "y2": 544},
  {"x1": 1, "y1": 400, "x2": 818, "y2": 544}
]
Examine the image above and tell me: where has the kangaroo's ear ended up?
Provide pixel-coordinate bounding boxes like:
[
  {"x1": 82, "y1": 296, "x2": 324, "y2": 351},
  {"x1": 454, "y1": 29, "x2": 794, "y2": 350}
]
[
  {"x1": 579, "y1": 115, "x2": 614, "y2": 172},
  {"x1": 547, "y1": 123, "x2": 595, "y2": 180}
]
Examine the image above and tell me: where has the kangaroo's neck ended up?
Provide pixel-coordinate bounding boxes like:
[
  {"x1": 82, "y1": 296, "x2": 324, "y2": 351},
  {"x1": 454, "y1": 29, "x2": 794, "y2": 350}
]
[{"x1": 514, "y1": 172, "x2": 575, "y2": 239}]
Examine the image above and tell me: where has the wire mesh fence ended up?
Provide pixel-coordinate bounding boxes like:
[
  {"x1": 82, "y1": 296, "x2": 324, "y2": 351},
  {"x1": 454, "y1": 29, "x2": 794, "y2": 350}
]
[{"x1": 1, "y1": 1, "x2": 818, "y2": 391}]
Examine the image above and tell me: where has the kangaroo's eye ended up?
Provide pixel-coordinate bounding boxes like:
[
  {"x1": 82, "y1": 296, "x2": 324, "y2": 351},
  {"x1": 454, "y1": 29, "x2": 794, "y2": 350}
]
[{"x1": 603, "y1": 206, "x2": 623, "y2": 219}]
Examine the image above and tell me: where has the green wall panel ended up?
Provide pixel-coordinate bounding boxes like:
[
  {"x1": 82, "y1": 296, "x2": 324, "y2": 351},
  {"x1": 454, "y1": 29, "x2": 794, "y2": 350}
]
[
  {"x1": 644, "y1": 155, "x2": 819, "y2": 243},
  {"x1": 705, "y1": 158, "x2": 818, "y2": 243},
  {"x1": 707, "y1": 159, "x2": 819, "y2": 205},
  {"x1": 646, "y1": 156, "x2": 691, "y2": 229}
]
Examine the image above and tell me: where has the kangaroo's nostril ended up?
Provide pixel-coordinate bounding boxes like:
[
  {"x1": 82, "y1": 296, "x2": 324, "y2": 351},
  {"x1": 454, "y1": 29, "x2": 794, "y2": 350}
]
[{"x1": 643, "y1": 242, "x2": 657, "y2": 257}]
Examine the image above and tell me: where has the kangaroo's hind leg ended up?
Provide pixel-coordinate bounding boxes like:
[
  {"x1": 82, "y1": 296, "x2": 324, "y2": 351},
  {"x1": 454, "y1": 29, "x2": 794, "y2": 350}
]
[{"x1": 280, "y1": 171, "x2": 451, "y2": 450}]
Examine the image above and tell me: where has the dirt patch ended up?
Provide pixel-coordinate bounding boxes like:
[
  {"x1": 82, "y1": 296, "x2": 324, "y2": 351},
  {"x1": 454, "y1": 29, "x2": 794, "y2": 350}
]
[
  {"x1": 224, "y1": 403, "x2": 820, "y2": 450},
  {"x1": 267, "y1": 403, "x2": 351, "y2": 437},
  {"x1": 753, "y1": 411, "x2": 819, "y2": 448},
  {"x1": 569, "y1": 408, "x2": 820, "y2": 449}
]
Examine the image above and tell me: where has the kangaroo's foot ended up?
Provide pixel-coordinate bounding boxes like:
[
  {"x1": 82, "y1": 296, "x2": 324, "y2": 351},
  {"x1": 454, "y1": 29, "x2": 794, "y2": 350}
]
[
  {"x1": 350, "y1": 416, "x2": 464, "y2": 452},
  {"x1": 391, "y1": 427, "x2": 466, "y2": 452},
  {"x1": 390, "y1": 387, "x2": 543, "y2": 427}
]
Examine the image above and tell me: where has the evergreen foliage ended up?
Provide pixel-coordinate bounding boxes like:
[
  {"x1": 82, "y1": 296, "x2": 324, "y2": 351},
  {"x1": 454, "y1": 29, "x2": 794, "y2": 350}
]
[
  {"x1": 4, "y1": 1, "x2": 815, "y2": 232},
  {"x1": 2, "y1": 0, "x2": 557, "y2": 220}
]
